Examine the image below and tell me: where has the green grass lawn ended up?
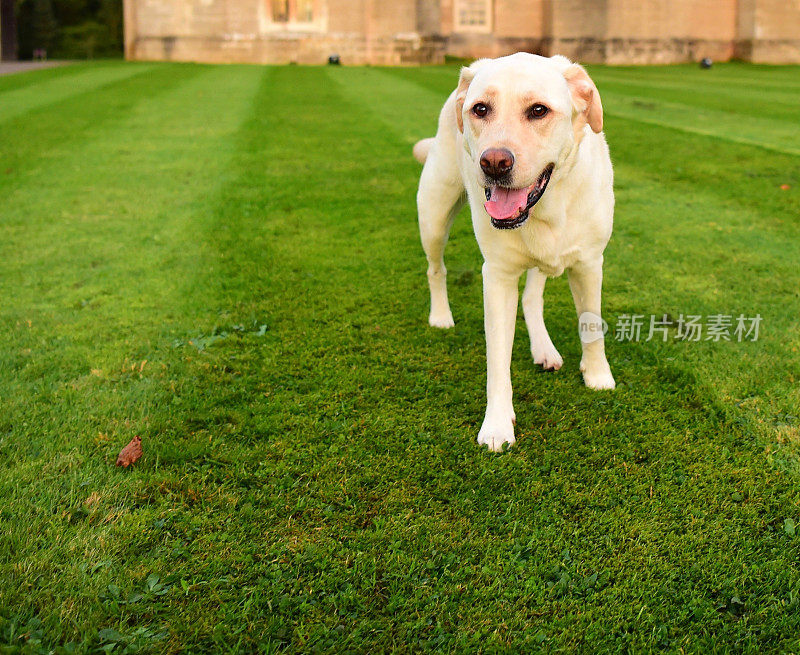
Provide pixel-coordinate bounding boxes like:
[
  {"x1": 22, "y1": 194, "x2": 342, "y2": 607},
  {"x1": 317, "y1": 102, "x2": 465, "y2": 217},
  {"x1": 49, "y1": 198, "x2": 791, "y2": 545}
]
[{"x1": 1, "y1": 59, "x2": 800, "y2": 653}]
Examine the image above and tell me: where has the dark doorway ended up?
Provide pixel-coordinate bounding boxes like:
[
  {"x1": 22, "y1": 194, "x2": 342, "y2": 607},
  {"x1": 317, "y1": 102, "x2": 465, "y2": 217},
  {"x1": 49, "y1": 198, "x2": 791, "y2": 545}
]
[{"x1": 1, "y1": 0, "x2": 18, "y2": 61}]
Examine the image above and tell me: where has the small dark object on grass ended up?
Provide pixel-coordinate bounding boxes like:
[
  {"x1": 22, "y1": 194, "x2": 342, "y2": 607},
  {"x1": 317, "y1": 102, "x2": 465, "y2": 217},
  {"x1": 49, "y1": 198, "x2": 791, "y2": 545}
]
[
  {"x1": 116, "y1": 436, "x2": 142, "y2": 467},
  {"x1": 700, "y1": 57, "x2": 713, "y2": 69},
  {"x1": 328, "y1": 54, "x2": 341, "y2": 65}
]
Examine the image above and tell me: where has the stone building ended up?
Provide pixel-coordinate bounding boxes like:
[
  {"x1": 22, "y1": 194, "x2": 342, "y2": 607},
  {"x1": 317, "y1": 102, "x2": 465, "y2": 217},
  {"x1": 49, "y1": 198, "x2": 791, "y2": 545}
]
[{"x1": 124, "y1": 0, "x2": 800, "y2": 65}]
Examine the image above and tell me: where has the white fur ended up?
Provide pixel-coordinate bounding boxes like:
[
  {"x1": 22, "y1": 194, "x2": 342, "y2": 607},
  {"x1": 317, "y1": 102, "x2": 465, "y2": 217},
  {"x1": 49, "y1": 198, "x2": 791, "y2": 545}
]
[{"x1": 415, "y1": 53, "x2": 616, "y2": 452}]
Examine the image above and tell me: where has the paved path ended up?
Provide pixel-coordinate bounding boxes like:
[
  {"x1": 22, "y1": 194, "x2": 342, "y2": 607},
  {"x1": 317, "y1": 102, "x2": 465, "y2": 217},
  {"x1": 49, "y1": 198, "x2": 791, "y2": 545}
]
[{"x1": 0, "y1": 61, "x2": 70, "y2": 76}]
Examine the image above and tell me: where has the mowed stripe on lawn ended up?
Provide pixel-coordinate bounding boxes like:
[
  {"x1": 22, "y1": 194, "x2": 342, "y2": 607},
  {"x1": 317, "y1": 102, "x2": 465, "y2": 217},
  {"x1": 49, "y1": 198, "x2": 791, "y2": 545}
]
[
  {"x1": 0, "y1": 63, "x2": 270, "y2": 639},
  {"x1": 602, "y1": 91, "x2": 800, "y2": 156},
  {"x1": 0, "y1": 62, "x2": 159, "y2": 123},
  {"x1": 590, "y1": 64, "x2": 800, "y2": 91}
]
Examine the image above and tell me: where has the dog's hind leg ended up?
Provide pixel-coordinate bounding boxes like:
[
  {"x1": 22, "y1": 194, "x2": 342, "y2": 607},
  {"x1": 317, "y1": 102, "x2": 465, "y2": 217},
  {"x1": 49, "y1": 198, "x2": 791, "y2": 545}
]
[
  {"x1": 417, "y1": 153, "x2": 464, "y2": 328},
  {"x1": 522, "y1": 268, "x2": 563, "y2": 370}
]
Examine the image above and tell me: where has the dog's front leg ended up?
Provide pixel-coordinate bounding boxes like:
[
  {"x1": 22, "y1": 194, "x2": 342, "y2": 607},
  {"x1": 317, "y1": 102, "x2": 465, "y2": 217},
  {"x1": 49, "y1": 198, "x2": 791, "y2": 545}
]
[
  {"x1": 477, "y1": 262, "x2": 520, "y2": 451},
  {"x1": 568, "y1": 257, "x2": 615, "y2": 390}
]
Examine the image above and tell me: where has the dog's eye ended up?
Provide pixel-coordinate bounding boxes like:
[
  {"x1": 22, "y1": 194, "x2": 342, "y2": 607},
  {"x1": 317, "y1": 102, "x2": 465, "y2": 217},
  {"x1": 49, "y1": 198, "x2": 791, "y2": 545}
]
[
  {"x1": 527, "y1": 104, "x2": 549, "y2": 120},
  {"x1": 472, "y1": 103, "x2": 489, "y2": 118}
]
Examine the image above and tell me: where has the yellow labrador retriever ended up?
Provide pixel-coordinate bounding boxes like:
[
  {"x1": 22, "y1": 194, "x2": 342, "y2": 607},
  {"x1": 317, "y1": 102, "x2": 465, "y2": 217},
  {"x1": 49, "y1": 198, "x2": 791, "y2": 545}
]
[{"x1": 414, "y1": 53, "x2": 615, "y2": 452}]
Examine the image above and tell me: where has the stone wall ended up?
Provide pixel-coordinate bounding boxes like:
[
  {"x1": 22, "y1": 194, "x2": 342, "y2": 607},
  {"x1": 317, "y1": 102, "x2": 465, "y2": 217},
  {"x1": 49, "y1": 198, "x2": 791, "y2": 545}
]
[
  {"x1": 125, "y1": 0, "x2": 446, "y2": 65},
  {"x1": 123, "y1": 0, "x2": 800, "y2": 65},
  {"x1": 736, "y1": 0, "x2": 800, "y2": 63}
]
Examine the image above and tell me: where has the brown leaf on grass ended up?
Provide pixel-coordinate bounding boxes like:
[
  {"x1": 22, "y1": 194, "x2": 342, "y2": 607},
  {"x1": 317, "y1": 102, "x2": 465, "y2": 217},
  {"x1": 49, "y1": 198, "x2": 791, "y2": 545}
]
[{"x1": 116, "y1": 436, "x2": 142, "y2": 468}]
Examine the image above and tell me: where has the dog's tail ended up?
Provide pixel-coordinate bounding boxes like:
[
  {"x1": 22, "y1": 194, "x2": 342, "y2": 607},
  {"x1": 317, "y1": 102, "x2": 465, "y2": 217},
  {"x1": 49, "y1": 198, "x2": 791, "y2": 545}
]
[{"x1": 412, "y1": 138, "x2": 434, "y2": 165}]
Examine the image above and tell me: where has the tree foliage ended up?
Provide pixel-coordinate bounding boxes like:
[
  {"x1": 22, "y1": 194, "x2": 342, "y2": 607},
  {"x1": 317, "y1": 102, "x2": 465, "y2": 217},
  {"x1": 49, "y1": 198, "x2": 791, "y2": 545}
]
[{"x1": 16, "y1": 0, "x2": 122, "y2": 59}]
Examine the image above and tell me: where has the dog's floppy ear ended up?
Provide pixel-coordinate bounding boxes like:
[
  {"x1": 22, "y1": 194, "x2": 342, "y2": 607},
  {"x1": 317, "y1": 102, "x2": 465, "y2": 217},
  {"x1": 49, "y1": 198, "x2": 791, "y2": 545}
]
[
  {"x1": 563, "y1": 63, "x2": 603, "y2": 134},
  {"x1": 455, "y1": 59, "x2": 488, "y2": 133}
]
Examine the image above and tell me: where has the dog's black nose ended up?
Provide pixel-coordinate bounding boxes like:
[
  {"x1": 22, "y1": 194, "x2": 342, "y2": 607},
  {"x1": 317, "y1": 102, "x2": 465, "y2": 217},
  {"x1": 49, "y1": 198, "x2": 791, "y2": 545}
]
[{"x1": 480, "y1": 148, "x2": 514, "y2": 179}]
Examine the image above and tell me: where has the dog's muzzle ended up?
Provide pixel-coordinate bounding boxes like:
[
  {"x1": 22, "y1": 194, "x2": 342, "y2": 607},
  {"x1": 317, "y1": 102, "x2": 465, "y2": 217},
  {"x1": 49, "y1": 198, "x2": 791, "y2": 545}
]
[{"x1": 483, "y1": 164, "x2": 555, "y2": 229}]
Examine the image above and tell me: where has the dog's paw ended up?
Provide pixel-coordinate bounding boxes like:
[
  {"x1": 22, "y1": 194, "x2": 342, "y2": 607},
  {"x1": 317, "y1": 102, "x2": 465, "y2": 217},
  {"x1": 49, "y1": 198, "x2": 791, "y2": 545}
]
[
  {"x1": 477, "y1": 416, "x2": 516, "y2": 452},
  {"x1": 580, "y1": 359, "x2": 616, "y2": 390},
  {"x1": 429, "y1": 310, "x2": 455, "y2": 329},
  {"x1": 532, "y1": 339, "x2": 563, "y2": 371}
]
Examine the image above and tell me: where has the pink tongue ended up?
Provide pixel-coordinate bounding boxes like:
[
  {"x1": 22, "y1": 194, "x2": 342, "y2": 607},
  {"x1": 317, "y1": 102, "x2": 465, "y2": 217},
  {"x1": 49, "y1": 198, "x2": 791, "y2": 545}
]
[{"x1": 484, "y1": 187, "x2": 530, "y2": 221}]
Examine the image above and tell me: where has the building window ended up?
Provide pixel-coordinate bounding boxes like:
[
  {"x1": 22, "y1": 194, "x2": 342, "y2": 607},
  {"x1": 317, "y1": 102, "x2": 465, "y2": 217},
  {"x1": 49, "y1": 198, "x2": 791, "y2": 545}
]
[
  {"x1": 270, "y1": 0, "x2": 314, "y2": 24},
  {"x1": 296, "y1": 0, "x2": 313, "y2": 22},
  {"x1": 454, "y1": 0, "x2": 492, "y2": 32},
  {"x1": 272, "y1": 0, "x2": 289, "y2": 22}
]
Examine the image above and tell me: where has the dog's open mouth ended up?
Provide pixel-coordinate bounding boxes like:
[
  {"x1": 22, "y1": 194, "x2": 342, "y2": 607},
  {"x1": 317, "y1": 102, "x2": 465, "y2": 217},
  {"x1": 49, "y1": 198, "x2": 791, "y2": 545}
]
[{"x1": 483, "y1": 164, "x2": 554, "y2": 229}]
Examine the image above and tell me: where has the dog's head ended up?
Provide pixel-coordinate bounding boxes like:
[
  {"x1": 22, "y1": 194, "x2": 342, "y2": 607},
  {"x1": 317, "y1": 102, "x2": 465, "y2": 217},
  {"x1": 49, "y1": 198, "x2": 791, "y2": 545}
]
[{"x1": 455, "y1": 53, "x2": 603, "y2": 229}]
